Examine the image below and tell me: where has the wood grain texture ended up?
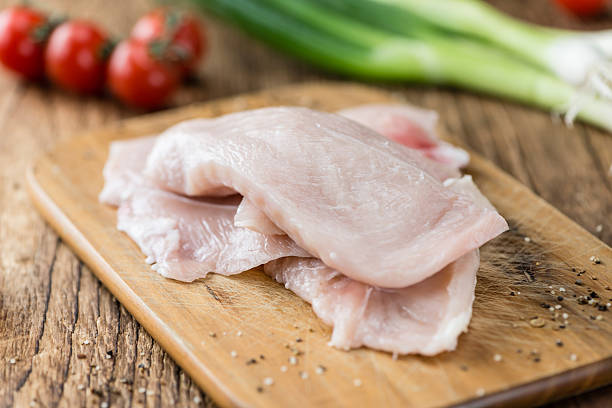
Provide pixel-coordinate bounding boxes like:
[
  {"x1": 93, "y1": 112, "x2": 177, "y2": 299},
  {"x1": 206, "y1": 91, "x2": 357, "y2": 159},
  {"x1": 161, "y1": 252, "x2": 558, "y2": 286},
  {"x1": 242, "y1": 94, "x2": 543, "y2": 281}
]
[
  {"x1": 0, "y1": 0, "x2": 611, "y2": 407},
  {"x1": 27, "y1": 82, "x2": 612, "y2": 408}
]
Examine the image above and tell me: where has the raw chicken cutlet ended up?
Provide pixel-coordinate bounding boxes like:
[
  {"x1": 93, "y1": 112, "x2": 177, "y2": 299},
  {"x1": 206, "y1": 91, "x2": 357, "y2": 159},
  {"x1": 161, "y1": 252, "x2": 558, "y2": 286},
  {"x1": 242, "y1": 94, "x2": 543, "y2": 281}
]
[
  {"x1": 337, "y1": 104, "x2": 470, "y2": 168},
  {"x1": 99, "y1": 136, "x2": 157, "y2": 206},
  {"x1": 235, "y1": 104, "x2": 469, "y2": 235},
  {"x1": 118, "y1": 186, "x2": 309, "y2": 281},
  {"x1": 264, "y1": 175, "x2": 491, "y2": 355},
  {"x1": 146, "y1": 107, "x2": 508, "y2": 288},
  {"x1": 265, "y1": 251, "x2": 477, "y2": 355},
  {"x1": 234, "y1": 197, "x2": 285, "y2": 235},
  {"x1": 100, "y1": 137, "x2": 309, "y2": 282}
]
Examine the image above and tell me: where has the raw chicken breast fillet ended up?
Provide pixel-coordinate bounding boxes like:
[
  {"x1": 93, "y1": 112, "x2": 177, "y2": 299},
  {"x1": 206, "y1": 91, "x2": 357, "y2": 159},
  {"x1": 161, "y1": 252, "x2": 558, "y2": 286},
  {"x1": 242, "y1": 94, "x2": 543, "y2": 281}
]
[
  {"x1": 338, "y1": 104, "x2": 470, "y2": 168},
  {"x1": 264, "y1": 250, "x2": 477, "y2": 355},
  {"x1": 235, "y1": 104, "x2": 470, "y2": 235},
  {"x1": 234, "y1": 197, "x2": 285, "y2": 235},
  {"x1": 100, "y1": 137, "x2": 309, "y2": 282},
  {"x1": 99, "y1": 136, "x2": 157, "y2": 206},
  {"x1": 146, "y1": 107, "x2": 508, "y2": 288},
  {"x1": 118, "y1": 185, "x2": 309, "y2": 281},
  {"x1": 264, "y1": 175, "x2": 494, "y2": 354}
]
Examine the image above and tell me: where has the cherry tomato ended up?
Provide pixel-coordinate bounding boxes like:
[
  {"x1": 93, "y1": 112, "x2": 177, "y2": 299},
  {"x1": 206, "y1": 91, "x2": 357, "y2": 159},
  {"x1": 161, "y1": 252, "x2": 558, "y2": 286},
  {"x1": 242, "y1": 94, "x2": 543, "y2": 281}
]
[
  {"x1": 0, "y1": 6, "x2": 47, "y2": 80},
  {"x1": 554, "y1": 0, "x2": 608, "y2": 17},
  {"x1": 107, "y1": 39, "x2": 180, "y2": 109},
  {"x1": 45, "y1": 21, "x2": 111, "y2": 94},
  {"x1": 131, "y1": 8, "x2": 205, "y2": 73}
]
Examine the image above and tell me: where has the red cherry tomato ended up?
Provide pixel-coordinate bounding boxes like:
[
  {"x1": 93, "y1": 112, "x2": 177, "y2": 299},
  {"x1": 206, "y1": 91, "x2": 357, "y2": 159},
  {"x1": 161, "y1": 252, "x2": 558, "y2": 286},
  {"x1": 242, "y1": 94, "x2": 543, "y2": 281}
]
[
  {"x1": 45, "y1": 21, "x2": 110, "y2": 94},
  {"x1": 131, "y1": 8, "x2": 205, "y2": 73},
  {"x1": 107, "y1": 39, "x2": 180, "y2": 110},
  {"x1": 130, "y1": 9, "x2": 165, "y2": 41},
  {"x1": 0, "y1": 6, "x2": 47, "y2": 80},
  {"x1": 554, "y1": 0, "x2": 608, "y2": 17}
]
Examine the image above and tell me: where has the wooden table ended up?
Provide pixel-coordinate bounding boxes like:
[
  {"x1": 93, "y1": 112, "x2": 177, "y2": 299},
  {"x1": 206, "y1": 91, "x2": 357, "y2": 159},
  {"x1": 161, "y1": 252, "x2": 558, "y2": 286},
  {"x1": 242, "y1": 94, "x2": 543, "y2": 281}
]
[{"x1": 0, "y1": 1, "x2": 610, "y2": 407}]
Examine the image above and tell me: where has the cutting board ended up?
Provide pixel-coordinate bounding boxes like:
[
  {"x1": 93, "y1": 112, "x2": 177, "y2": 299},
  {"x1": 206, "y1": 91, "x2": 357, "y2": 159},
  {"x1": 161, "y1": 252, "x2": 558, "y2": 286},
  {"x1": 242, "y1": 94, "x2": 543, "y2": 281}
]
[{"x1": 27, "y1": 82, "x2": 612, "y2": 408}]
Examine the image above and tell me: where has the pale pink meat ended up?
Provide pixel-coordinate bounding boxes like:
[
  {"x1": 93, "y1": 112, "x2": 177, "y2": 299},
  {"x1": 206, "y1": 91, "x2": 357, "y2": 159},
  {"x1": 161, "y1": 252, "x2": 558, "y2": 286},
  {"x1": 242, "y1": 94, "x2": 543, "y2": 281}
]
[
  {"x1": 338, "y1": 104, "x2": 470, "y2": 168},
  {"x1": 99, "y1": 136, "x2": 157, "y2": 206},
  {"x1": 234, "y1": 197, "x2": 285, "y2": 235},
  {"x1": 264, "y1": 250, "x2": 477, "y2": 355},
  {"x1": 236, "y1": 104, "x2": 470, "y2": 235},
  {"x1": 100, "y1": 137, "x2": 309, "y2": 282},
  {"x1": 263, "y1": 175, "x2": 493, "y2": 355},
  {"x1": 117, "y1": 186, "x2": 309, "y2": 282},
  {"x1": 146, "y1": 107, "x2": 508, "y2": 288}
]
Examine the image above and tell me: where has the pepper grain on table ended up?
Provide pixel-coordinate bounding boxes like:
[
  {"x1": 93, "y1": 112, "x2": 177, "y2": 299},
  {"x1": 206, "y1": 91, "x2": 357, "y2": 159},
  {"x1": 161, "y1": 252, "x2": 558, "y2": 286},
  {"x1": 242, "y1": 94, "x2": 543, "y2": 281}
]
[{"x1": 0, "y1": 0, "x2": 610, "y2": 407}]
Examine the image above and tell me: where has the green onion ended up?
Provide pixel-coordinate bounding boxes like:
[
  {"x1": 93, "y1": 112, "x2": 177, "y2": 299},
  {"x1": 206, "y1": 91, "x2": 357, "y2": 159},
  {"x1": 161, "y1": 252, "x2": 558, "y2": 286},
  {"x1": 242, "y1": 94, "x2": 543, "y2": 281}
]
[
  {"x1": 371, "y1": 0, "x2": 557, "y2": 72},
  {"x1": 369, "y1": 0, "x2": 612, "y2": 88},
  {"x1": 192, "y1": 0, "x2": 612, "y2": 132}
]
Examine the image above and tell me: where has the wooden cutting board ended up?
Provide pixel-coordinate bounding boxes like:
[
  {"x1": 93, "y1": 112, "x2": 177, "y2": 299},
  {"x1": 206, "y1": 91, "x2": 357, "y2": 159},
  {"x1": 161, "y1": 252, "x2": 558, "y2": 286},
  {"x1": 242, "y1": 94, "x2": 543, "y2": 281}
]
[{"x1": 26, "y1": 82, "x2": 612, "y2": 408}]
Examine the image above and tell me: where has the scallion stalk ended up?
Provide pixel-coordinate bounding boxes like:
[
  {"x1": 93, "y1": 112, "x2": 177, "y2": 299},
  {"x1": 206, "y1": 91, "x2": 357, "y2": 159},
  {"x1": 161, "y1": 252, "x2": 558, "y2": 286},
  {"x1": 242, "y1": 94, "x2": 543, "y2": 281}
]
[
  {"x1": 193, "y1": 0, "x2": 612, "y2": 132},
  {"x1": 371, "y1": 0, "x2": 612, "y2": 90}
]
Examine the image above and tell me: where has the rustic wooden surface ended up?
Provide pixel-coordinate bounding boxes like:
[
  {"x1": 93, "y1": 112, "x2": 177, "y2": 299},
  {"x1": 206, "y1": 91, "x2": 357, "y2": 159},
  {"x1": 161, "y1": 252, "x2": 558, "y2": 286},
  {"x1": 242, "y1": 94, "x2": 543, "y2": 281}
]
[{"x1": 0, "y1": 0, "x2": 610, "y2": 407}]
